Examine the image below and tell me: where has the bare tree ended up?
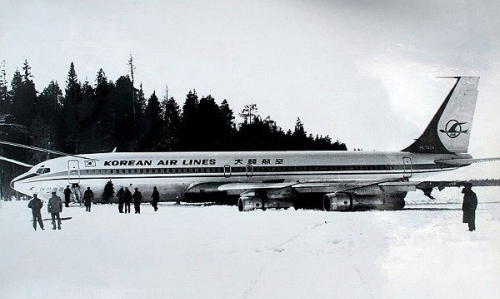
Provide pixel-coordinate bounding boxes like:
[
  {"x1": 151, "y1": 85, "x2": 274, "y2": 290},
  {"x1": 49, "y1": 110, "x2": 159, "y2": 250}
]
[{"x1": 239, "y1": 103, "x2": 258, "y2": 124}]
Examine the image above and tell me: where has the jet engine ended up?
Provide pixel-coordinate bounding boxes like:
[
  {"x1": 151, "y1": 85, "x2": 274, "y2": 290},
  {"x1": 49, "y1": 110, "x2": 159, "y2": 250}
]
[
  {"x1": 323, "y1": 192, "x2": 406, "y2": 211},
  {"x1": 323, "y1": 193, "x2": 352, "y2": 211},
  {"x1": 238, "y1": 191, "x2": 294, "y2": 212}
]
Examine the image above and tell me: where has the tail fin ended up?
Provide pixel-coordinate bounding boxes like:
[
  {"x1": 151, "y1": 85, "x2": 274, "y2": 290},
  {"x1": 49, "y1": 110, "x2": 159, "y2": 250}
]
[{"x1": 403, "y1": 76, "x2": 479, "y2": 154}]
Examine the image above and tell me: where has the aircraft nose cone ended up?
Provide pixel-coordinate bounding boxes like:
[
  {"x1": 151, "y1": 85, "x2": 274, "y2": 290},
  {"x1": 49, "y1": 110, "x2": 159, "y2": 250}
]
[
  {"x1": 10, "y1": 176, "x2": 19, "y2": 189},
  {"x1": 10, "y1": 172, "x2": 35, "y2": 193},
  {"x1": 10, "y1": 176, "x2": 21, "y2": 190}
]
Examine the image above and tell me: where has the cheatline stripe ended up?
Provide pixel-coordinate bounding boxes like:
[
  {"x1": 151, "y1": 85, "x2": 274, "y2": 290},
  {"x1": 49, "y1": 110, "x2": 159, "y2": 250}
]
[{"x1": 18, "y1": 165, "x2": 451, "y2": 184}]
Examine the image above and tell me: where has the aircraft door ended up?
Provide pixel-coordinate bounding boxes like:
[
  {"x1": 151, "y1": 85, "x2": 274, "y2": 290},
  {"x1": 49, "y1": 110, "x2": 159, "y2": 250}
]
[
  {"x1": 224, "y1": 165, "x2": 231, "y2": 178},
  {"x1": 403, "y1": 157, "x2": 412, "y2": 178},
  {"x1": 246, "y1": 164, "x2": 254, "y2": 177},
  {"x1": 68, "y1": 160, "x2": 80, "y2": 184}
]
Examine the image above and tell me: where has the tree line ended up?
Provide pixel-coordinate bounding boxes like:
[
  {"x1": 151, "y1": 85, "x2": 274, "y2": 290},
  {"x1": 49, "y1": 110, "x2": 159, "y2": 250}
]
[{"x1": 0, "y1": 58, "x2": 346, "y2": 197}]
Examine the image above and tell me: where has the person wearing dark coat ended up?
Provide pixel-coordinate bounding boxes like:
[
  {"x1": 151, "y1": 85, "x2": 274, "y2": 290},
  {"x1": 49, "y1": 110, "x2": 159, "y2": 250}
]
[
  {"x1": 462, "y1": 184, "x2": 478, "y2": 231},
  {"x1": 48, "y1": 191, "x2": 63, "y2": 230},
  {"x1": 64, "y1": 185, "x2": 72, "y2": 207},
  {"x1": 83, "y1": 187, "x2": 94, "y2": 212},
  {"x1": 151, "y1": 186, "x2": 159, "y2": 212},
  {"x1": 117, "y1": 187, "x2": 125, "y2": 213},
  {"x1": 123, "y1": 187, "x2": 132, "y2": 214},
  {"x1": 132, "y1": 188, "x2": 142, "y2": 214},
  {"x1": 28, "y1": 194, "x2": 44, "y2": 230}
]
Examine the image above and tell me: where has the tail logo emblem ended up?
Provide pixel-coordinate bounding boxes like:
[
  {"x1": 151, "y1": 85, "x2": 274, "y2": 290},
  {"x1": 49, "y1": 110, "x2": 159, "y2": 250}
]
[{"x1": 440, "y1": 120, "x2": 468, "y2": 138}]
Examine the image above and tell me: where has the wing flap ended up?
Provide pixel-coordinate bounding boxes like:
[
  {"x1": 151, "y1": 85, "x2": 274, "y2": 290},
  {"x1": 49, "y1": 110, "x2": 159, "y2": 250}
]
[
  {"x1": 217, "y1": 182, "x2": 294, "y2": 191},
  {"x1": 185, "y1": 182, "x2": 295, "y2": 196}
]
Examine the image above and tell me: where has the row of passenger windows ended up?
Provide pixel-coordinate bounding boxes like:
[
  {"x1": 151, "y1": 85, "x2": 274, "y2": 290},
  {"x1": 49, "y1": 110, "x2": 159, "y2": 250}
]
[{"x1": 78, "y1": 165, "x2": 397, "y2": 176}]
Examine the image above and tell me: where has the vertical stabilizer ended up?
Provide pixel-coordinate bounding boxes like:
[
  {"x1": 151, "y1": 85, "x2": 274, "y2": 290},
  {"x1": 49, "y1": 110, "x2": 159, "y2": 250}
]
[{"x1": 403, "y1": 76, "x2": 479, "y2": 154}]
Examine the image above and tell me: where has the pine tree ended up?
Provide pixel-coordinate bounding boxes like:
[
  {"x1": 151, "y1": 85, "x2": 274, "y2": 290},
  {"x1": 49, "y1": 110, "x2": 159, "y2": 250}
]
[
  {"x1": 93, "y1": 69, "x2": 115, "y2": 151},
  {"x1": 142, "y1": 91, "x2": 163, "y2": 150},
  {"x1": 102, "y1": 180, "x2": 114, "y2": 204},
  {"x1": 198, "y1": 95, "x2": 226, "y2": 150},
  {"x1": 113, "y1": 76, "x2": 136, "y2": 151},
  {"x1": 9, "y1": 69, "x2": 22, "y2": 96},
  {"x1": 38, "y1": 80, "x2": 63, "y2": 124},
  {"x1": 134, "y1": 83, "x2": 147, "y2": 144},
  {"x1": 63, "y1": 62, "x2": 81, "y2": 153},
  {"x1": 7, "y1": 69, "x2": 22, "y2": 127},
  {"x1": 162, "y1": 97, "x2": 181, "y2": 151},
  {"x1": 219, "y1": 99, "x2": 235, "y2": 149},
  {"x1": 292, "y1": 117, "x2": 307, "y2": 149},
  {"x1": 147, "y1": 91, "x2": 162, "y2": 125},
  {"x1": 22, "y1": 59, "x2": 33, "y2": 82},
  {"x1": 65, "y1": 62, "x2": 80, "y2": 105},
  {"x1": 10, "y1": 60, "x2": 37, "y2": 127},
  {"x1": 0, "y1": 60, "x2": 9, "y2": 113},
  {"x1": 94, "y1": 69, "x2": 110, "y2": 117},
  {"x1": 127, "y1": 53, "x2": 136, "y2": 86},
  {"x1": 179, "y1": 90, "x2": 199, "y2": 150},
  {"x1": 239, "y1": 104, "x2": 258, "y2": 124}
]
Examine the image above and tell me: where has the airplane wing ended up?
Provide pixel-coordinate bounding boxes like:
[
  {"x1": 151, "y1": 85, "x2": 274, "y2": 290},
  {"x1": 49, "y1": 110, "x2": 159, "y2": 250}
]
[
  {"x1": 185, "y1": 174, "x2": 499, "y2": 209},
  {"x1": 0, "y1": 155, "x2": 33, "y2": 167},
  {"x1": 0, "y1": 140, "x2": 96, "y2": 160},
  {"x1": 185, "y1": 181, "x2": 296, "y2": 196},
  {"x1": 186, "y1": 178, "x2": 412, "y2": 198}
]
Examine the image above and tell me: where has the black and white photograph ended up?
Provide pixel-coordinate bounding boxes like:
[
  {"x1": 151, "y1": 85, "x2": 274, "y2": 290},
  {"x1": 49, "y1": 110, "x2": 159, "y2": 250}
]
[{"x1": 1, "y1": 1, "x2": 499, "y2": 298}]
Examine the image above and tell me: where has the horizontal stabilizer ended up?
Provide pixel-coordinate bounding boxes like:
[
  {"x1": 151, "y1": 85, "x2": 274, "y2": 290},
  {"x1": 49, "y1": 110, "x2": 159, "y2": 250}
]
[{"x1": 435, "y1": 157, "x2": 500, "y2": 166}]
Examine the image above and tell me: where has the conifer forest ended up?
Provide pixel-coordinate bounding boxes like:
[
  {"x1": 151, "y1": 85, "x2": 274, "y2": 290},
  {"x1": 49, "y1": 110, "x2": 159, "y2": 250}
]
[{"x1": 0, "y1": 58, "x2": 347, "y2": 198}]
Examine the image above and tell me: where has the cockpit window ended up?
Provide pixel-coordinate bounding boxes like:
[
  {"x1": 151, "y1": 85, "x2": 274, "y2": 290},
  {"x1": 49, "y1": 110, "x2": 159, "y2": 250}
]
[{"x1": 35, "y1": 167, "x2": 51, "y2": 174}]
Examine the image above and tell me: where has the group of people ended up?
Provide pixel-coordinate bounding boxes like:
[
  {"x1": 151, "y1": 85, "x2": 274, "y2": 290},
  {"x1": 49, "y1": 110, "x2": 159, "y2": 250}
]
[
  {"x1": 116, "y1": 186, "x2": 160, "y2": 214},
  {"x1": 28, "y1": 190, "x2": 64, "y2": 230},
  {"x1": 28, "y1": 185, "x2": 162, "y2": 231},
  {"x1": 64, "y1": 185, "x2": 94, "y2": 212},
  {"x1": 28, "y1": 187, "x2": 88, "y2": 230},
  {"x1": 28, "y1": 184, "x2": 479, "y2": 232}
]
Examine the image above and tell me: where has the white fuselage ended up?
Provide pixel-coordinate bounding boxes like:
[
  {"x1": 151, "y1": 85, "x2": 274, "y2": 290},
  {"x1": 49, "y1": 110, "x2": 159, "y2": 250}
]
[{"x1": 11, "y1": 151, "x2": 458, "y2": 201}]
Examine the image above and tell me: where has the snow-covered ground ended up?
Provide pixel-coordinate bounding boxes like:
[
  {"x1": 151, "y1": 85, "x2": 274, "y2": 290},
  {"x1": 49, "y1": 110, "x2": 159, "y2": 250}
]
[{"x1": 1, "y1": 185, "x2": 499, "y2": 299}]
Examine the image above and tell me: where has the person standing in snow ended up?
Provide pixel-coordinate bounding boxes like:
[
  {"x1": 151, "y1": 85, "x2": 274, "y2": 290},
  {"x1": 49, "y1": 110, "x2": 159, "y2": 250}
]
[
  {"x1": 48, "y1": 190, "x2": 63, "y2": 230},
  {"x1": 123, "y1": 187, "x2": 132, "y2": 214},
  {"x1": 117, "y1": 186, "x2": 125, "y2": 213},
  {"x1": 462, "y1": 183, "x2": 478, "y2": 231},
  {"x1": 83, "y1": 187, "x2": 94, "y2": 212},
  {"x1": 132, "y1": 187, "x2": 142, "y2": 214},
  {"x1": 64, "y1": 185, "x2": 72, "y2": 207},
  {"x1": 150, "y1": 186, "x2": 159, "y2": 212},
  {"x1": 28, "y1": 193, "x2": 44, "y2": 231}
]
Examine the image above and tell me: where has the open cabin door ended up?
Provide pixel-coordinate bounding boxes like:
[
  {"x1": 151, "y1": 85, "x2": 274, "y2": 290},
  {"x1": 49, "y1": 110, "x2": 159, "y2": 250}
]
[
  {"x1": 403, "y1": 157, "x2": 412, "y2": 178},
  {"x1": 68, "y1": 160, "x2": 80, "y2": 184}
]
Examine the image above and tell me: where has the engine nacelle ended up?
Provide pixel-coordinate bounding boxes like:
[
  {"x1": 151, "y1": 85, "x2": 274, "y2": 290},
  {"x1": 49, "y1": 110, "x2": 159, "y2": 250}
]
[
  {"x1": 238, "y1": 191, "x2": 294, "y2": 212},
  {"x1": 238, "y1": 195, "x2": 263, "y2": 212},
  {"x1": 323, "y1": 193, "x2": 352, "y2": 211},
  {"x1": 323, "y1": 192, "x2": 406, "y2": 211}
]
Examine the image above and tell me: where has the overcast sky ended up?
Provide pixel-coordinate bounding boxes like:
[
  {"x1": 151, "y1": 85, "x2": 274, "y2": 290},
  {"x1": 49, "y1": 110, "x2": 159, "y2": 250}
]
[{"x1": 1, "y1": 0, "x2": 499, "y2": 157}]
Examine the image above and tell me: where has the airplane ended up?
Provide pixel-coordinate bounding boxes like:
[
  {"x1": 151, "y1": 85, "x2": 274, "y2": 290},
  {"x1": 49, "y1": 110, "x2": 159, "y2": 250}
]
[{"x1": 5, "y1": 76, "x2": 495, "y2": 211}]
